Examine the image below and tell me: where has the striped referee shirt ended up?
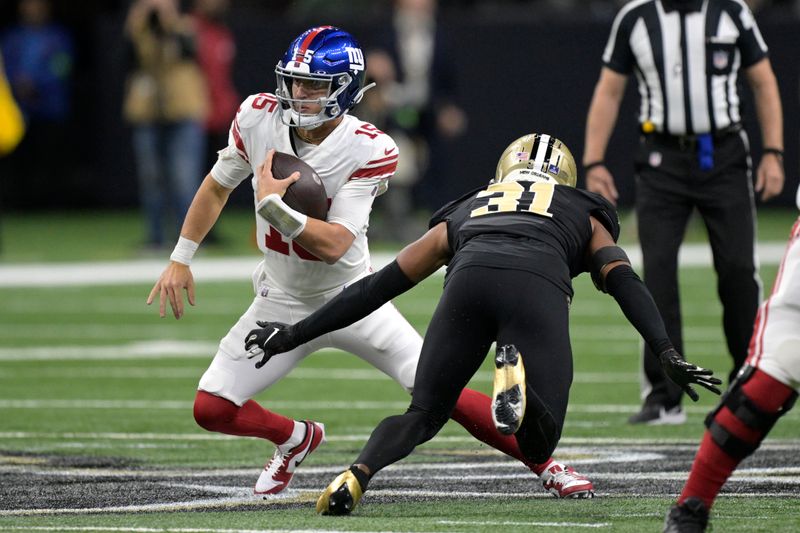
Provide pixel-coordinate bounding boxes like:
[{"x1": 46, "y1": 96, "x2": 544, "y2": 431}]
[{"x1": 603, "y1": 0, "x2": 768, "y2": 136}]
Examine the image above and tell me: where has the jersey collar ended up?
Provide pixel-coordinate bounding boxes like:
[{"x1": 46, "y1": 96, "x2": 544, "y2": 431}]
[{"x1": 661, "y1": 0, "x2": 704, "y2": 13}]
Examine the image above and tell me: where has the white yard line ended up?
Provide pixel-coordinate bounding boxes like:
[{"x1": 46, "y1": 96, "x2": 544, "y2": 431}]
[
  {"x1": 438, "y1": 521, "x2": 610, "y2": 529},
  {"x1": 0, "y1": 244, "x2": 790, "y2": 287},
  {"x1": 3, "y1": 398, "x2": 797, "y2": 419},
  {"x1": 0, "y1": 365, "x2": 640, "y2": 384},
  {"x1": 0, "y1": 341, "x2": 218, "y2": 360},
  {"x1": 3, "y1": 431, "x2": 799, "y2": 451}
]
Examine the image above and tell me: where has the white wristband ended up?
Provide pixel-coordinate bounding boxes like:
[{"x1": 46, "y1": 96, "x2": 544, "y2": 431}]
[
  {"x1": 170, "y1": 236, "x2": 200, "y2": 265},
  {"x1": 256, "y1": 193, "x2": 308, "y2": 240}
]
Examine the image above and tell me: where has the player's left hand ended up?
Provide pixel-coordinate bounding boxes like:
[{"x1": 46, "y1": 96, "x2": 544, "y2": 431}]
[
  {"x1": 658, "y1": 348, "x2": 722, "y2": 401},
  {"x1": 755, "y1": 154, "x2": 784, "y2": 202},
  {"x1": 244, "y1": 320, "x2": 298, "y2": 369},
  {"x1": 256, "y1": 149, "x2": 300, "y2": 202}
]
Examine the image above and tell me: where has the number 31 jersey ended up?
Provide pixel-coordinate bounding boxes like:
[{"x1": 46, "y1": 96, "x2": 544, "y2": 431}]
[
  {"x1": 430, "y1": 181, "x2": 620, "y2": 297},
  {"x1": 210, "y1": 92, "x2": 398, "y2": 298}
]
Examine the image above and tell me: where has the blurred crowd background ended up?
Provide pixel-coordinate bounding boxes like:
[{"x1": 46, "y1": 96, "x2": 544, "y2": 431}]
[{"x1": 1, "y1": 0, "x2": 798, "y2": 248}]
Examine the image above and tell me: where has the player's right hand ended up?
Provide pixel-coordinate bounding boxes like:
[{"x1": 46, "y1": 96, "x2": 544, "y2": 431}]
[
  {"x1": 244, "y1": 320, "x2": 298, "y2": 369},
  {"x1": 586, "y1": 165, "x2": 619, "y2": 206},
  {"x1": 146, "y1": 261, "x2": 195, "y2": 319},
  {"x1": 658, "y1": 348, "x2": 722, "y2": 402}
]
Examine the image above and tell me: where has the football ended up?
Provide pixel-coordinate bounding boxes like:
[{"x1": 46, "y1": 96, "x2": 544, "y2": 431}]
[{"x1": 271, "y1": 152, "x2": 328, "y2": 220}]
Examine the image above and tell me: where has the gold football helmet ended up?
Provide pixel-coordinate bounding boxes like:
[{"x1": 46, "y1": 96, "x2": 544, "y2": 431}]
[{"x1": 493, "y1": 133, "x2": 577, "y2": 187}]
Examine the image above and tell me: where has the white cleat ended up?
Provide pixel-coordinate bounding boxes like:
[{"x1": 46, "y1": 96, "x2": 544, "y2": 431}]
[
  {"x1": 254, "y1": 420, "x2": 326, "y2": 496},
  {"x1": 540, "y1": 461, "x2": 595, "y2": 499}
]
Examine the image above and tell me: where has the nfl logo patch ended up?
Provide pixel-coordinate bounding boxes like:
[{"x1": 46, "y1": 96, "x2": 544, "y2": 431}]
[
  {"x1": 515, "y1": 151, "x2": 530, "y2": 161},
  {"x1": 649, "y1": 151, "x2": 663, "y2": 168},
  {"x1": 713, "y1": 50, "x2": 729, "y2": 70},
  {"x1": 548, "y1": 164, "x2": 560, "y2": 174}
]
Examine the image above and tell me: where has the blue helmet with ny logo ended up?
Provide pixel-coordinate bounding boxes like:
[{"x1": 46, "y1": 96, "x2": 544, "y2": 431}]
[{"x1": 275, "y1": 26, "x2": 374, "y2": 129}]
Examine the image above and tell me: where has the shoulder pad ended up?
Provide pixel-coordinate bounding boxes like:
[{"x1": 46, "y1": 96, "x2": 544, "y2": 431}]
[
  {"x1": 349, "y1": 127, "x2": 398, "y2": 183},
  {"x1": 429, "y1": 185, "x2": 485, "y2": 229},
  {"x1": 587, "y1": 193, "x2": 621, "y2": 242},
  {"x1": 236, "y1": 93, "x2": 278, "y2": 129}
]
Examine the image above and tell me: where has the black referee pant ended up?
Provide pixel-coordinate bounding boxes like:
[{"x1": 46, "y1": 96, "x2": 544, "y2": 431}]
[{"x1": 634, "y1": 128, "x2": 761, "y2": 409}]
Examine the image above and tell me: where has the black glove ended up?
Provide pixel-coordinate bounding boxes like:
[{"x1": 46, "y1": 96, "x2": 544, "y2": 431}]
[
  {"x1": 244, "y1": 321, "x2": 298, "y2": 369},
  {"x1": 658, "y1": 348, "x2": 722, "y2": 401}
]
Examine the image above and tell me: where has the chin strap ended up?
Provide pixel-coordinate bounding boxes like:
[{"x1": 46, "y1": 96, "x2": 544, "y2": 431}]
[{"x1": 352, "y1": 82, "x2": 376, "y2": 105}]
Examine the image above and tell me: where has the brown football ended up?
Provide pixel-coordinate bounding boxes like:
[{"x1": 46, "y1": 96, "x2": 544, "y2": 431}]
[{"x1": 270, "y1": 151, "x2": 328, "y2": 220}]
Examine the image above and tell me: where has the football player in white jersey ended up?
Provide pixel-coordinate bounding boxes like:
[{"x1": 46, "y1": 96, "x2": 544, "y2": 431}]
[
  {"x1": 147, "y1": 26, "x2": 593, "y2": 498},
  {"x1": 665, "y1": 186, "x2": 800, "y2": 532}
]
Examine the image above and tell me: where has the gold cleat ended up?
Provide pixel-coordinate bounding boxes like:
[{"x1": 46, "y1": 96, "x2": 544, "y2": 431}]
[
  {"x1": 492, "y1": 344, "x2": 527, "y2": 435},
  {"x1": 316, "y1": 469, "x2": 363, "y2": 515}
]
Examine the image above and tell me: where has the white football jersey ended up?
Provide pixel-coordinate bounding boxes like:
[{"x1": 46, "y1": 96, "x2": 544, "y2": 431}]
[{"x1": 211, "y1": 92, "x2": 398, "y2": 298}]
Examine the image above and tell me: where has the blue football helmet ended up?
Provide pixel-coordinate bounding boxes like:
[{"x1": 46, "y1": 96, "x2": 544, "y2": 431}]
[{"x1": 275, "y1": 26, "x2": 374, "y2": 129}]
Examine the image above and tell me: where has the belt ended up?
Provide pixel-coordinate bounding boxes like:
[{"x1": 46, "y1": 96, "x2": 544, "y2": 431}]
[{"x1": 643, "y1": 124, "x2": 742, "y2": 151}]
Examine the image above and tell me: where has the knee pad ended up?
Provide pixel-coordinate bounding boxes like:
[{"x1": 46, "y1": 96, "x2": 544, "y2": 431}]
[
  {"x1": 705, "y1": 366, "x2": 798, "y2": 460},
  {"x1": 514, "y1": 386, "x2": 561, "y2": 464},
  {"x1": 193, "y1": 390, "x2": 239, "y2": 431}
]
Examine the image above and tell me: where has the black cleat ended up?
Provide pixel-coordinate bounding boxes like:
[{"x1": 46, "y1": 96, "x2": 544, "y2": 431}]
[
  {"x1": 492, "y1": 344, "x2": 526, "y2": 435},
  {"x1": 629, "y1": 404, "x2": 686, "y2": 425},
  {"x1": 663, "y1": 497, "x2": 709, "y2": 532}
]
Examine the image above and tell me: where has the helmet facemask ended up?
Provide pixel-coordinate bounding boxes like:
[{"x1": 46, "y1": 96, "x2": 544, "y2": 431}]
[{"x1": 275, "y1": 65, "x2": 353, "y2": 130}]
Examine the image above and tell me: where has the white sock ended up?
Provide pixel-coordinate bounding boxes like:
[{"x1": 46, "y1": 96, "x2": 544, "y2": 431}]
[{"x1": 278, "y1": 420, "x2": 306, "y2": 450}]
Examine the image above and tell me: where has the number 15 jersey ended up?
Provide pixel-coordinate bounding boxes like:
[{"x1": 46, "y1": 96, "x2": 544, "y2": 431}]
[
  {"x1": 210, "y1": 92, "x2": 398, "y2": 299},
  {"x1": 430, "y1": 181, "x2": 621, "y2": 297}
]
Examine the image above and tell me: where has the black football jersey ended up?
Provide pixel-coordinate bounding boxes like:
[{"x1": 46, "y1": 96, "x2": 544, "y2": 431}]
[{"x1": 429, "y1": 181, "x2": 620, "y2": 295}]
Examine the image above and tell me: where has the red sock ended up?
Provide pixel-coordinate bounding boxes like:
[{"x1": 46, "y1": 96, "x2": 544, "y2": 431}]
[
  {"x1": 193, "y1": 390, "x2": 296, "y2": 444},
  {"x1": 679, "y1": 369, "x2": 795, "y2": 508},
  {"x1": 451, "y1": 388, "x2": 552, "y2": 475}
]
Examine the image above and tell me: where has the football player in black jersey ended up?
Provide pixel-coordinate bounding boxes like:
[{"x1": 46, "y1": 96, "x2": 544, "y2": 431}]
[{"x1": 244, "y1": 133, "x2": 723, "y2": 515}]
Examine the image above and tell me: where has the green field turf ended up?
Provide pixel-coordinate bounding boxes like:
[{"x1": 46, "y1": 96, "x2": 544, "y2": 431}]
[{"x1": 1, "y1": 209, "x2": 799, "y2": 531}]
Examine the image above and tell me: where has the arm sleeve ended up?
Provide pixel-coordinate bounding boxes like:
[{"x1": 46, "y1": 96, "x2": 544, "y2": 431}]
[
  {"x1": 602, "y1": 6, "x2": 636, "y2": 74},
  {"x1": 732, "y1": 0, "x2": 769, "y2": 67},
  {"x1": 291, "y1": 260, "x2": 416, "y2": 344},
  {"x1": 327, "y1": 135, "x2": 399, "y2": 235},
  {"x1": 604, "y1": 264, "x2": 673, "y2": 356},
  {"x1": 327, "y1": 178, "x2": 384, "y2": 236},
  {"x1": 210, "y1": 96, "x2": 257, "y2": 188}
]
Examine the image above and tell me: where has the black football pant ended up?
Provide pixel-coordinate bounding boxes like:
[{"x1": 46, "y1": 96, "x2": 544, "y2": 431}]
[
  {"x1": 635, "y1": 130, "x2": 761, "y2": 409},
  {"x1": 355, "y1": 266, "x2": 574, "y2": 473}
]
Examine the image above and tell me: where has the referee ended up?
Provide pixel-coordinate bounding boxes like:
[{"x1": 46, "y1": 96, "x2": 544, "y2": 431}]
[{"x1": 583, "y1": 0, "x2": 784, "y2": 425}]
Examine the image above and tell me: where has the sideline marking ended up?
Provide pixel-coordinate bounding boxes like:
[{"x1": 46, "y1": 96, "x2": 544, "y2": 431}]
[
  {"x1": 4, "y1": 490, "x2": 797, "y2": 518},
  {"x1": 3, "y1": 458, "x2": 800, "y2": 481},
  {"x1": 5, "y1": 526, "x2": 398, "y2": 533}
]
